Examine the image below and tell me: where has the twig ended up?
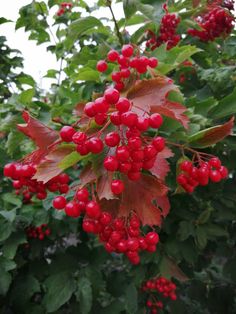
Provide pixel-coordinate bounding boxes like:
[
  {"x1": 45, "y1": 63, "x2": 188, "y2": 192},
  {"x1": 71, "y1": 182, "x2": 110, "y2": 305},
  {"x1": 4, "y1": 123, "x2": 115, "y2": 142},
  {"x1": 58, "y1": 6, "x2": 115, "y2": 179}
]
[{"x1": 107, "y1": 1, "x2": 124, "y2": 46}]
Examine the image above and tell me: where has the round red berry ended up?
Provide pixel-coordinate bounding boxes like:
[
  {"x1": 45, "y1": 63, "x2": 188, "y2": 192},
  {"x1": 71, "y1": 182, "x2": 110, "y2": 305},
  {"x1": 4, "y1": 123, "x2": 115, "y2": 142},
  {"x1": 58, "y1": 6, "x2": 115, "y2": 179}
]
[
  {"x1": 105, "y1": 132, "x2": 120, "y2": 147},
  {"x1": 104, "y1": 156, "x2": 119, "y2": 171},
  {"x1": 96, "y1": 60, "x2": 108, "y2": 72},
  {"x1": 149, "y1": 113, "x2": 163, "y2": 128},
  {"x1": 115, "y1": 97, "x2": 131, "y2": 113},
  {"x1": 111, "y1": 179, "x2": 124, "y2": 195},
  {"x1": 107, "y1": 49, "x2": 119, "y2": 62},
  {"x1": 104, "y1": 88, "x2": 120, "y2": 104},
  {"x1": 60, "y1": 126, "x2": 76, "y2": 142},
  {"x1": 53, "y1": 196, "x2": 67, "y2": 210},
  {"x1": 121, "y1": 44, "x2": 134, "y2": 57}
]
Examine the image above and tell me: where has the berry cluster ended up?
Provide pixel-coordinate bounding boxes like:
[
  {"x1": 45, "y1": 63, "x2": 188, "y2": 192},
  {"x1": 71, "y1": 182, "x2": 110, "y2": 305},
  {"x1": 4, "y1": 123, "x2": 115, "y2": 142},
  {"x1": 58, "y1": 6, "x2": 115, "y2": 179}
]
[
  {"x1": 96, "y1": 43, "x2": 158, "y2": 91},
  {"x1": 177, "y1": 157, "x2": 228, "y2": 193},
  {"x1": 142, "y1": 277, "x2": 177, "y2": 314},
  {"x1": 60, "y1": 100, "x2": 165, "y2": 193},
  {"x1": 52, "y1": 188, "x2": 160, "y2": 264},
  {"x1": 56, "y1": 2, "x2": 72, "y2": 17},
  {"x1": 4, "y1": 162, "x2": 70, "y2": 202},
  {"x1": 26, "y1": 224, "x2": 51, "y2": 240},
  {"x1": 188, "y1": 6, "x2": 234, "y2": 41},
  {"x1": 146, "y1": 13, "x2": 181, "y2": 50}
]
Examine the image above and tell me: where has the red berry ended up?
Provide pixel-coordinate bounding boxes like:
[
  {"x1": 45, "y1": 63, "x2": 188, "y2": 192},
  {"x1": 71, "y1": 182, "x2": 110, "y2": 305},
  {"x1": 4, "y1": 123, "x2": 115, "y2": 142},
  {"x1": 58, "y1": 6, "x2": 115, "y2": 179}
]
[
  {"x1": 115, "y1": 97, "x2": 131, "y2": 113},
  {"x1": 99, "y1": 212, "x2": 112, "y2": 225},
  {"x1": 209, "y1": 169, "x2": 221, "y2": 182},
  {"x1": 110, "y1": 112, "x2": 122, "y2": 125},
  {"x1": 118, "y1": 55, "x2": 130, "y2": 67},
  {"x1": 116, "y1": 146, "x2": 130, "y2": 161},
  {"x1": 60, "y1": 126, "x2": 76, "y2": 142},
  {"x1": 72, "y1": 131, "x2": 87, "y2": 144},
  {"x1": 180, "y1": 160, "x2": 193, "y2": 173},
  {"x1": 105, "y1": 132, "x2": 120, "y2": 147},
  {"x1": 83, "y1": 220, "x2": 95, "y2": 233},
  {"x1": 114, "y1": 81, "x2": 125, "y2": 91},
  {"x1": 121, "y1": 111, "x2": 138, "y2": 127},
  {"x1": 119, "y1": 162, "x2": 132, "y2": 173},
  {"x1": 107, "y1": 49, "x2": 119, "y2": 62},
  {"x1": 116, "y1": 240, "x2": 128, "y2": 253},
  {"x1": 53, "y1": 196, "x2": 67, "y2": 209},
  {"x1": 86, "y1": 201, "x2": 101, "y2": 219},
  {"x1": 3, "y1": 163, "x2": 16, "y2": 178},
  {"x1": 219, "y1": 166, "x2": 228, "y2": 179},
  {"x1": 148, "y1": 57, "x2": 158, "y2": 68},
  {"x1": 149, "y1": 113, "x2": 163, "y2": 128},
  {"x1": 121, "y1": 44, "x2": 134, "y2": 57},
  {"x1": 127, "y1": 238, "x2": 139, "y2": 251},
  {"x1": 111, "y1": 71, "x2": 122, "y2": 82},
  {"x1": 136, "y1": 117, "x2": 149, "y2": 131},
  {"x1": 76, "y1": 144, "x2": 89, "y2": 156},
  {"x1": 127, "y1": 171, "x2": 141, "y2": 181},
  {"x1": 96, "y1": 60, "x2": 108, "y2": 72},
  {"x1": 111, "y1": 179, "x2": 124, "y2": 195},
  {"x1": 145, "y1": 231, "x2": 159, "y2": 245},
  {"x1": 86, "y1": 137, "x2": 104, "y2": 154},
  {"x1": 120, "y1": 68, "x2": 131, "y2": 78},
  {"x1": 76, "y1": 188, "x2": 89, "y2": 201},
  {"x1": 84, "y1": 102, "x2": 96, "y2": 117},
  {"x1": 152, "y1": 136, "x2": 165, "y2": 152},
  {"x1": 128, "y1": 137, "x2": 142, "y2": 150},
  {"x1": 65, "y1": 202, "x2": 81, "y2": 218},
  {"x1": 95, "y1": 113, "x2": 107, "y2": 125},
  {"x1": 143, "y1": 145, "x2": 157, "y2": 160},
  {"x1": 104, "y1": 88, "x2": 120, "y2": 104},
  {"x1": 104, "y1": 156, "x2": 119, "y2": 171},
  {"x1": 94, "y1": 97, "x2": 109, "y2": 113},
  {"x1": 209, "y1": 157, "x2": 221, "y2": 169},
  {"x1": 130, "y1": 149, "x2": 144, "y2": 162}
]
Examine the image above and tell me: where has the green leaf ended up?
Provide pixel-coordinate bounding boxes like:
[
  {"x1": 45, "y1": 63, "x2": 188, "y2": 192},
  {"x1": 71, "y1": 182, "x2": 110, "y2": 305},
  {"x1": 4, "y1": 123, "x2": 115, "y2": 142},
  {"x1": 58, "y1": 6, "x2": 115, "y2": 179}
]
[
  {"x1": 2, "y1": 233, "x2": 26, "y2": 259},
  {"x1": 197, "y1": 209, "x2": 211, "y2": 224},
  {"x1": 209, "y1": 87, "x2": 236, "y2": 119},
  {"x1": 58, "y1": 151, "x2": 84, "y2": 170},
  {"x1": 73, "y1": 68, "x2": 100, "y2": 82},
  {"x1": 44, "y1": 69, "x2": 58, "y2": 78},
  {"x1": 206, "y1": 224, "x2": 229, "y2": 238},
  {"x1": 18, "y1": 88, "x2": 35, "y2": 104},
  {"x1": 0, "y1": 17, "x2": 11, "y2": 25},
  {"x1": 125, "y1": 283, "x2": 138, "y2": 314},
  {"x1": 43, "y1": 272, "x2": 76, "y2": 312},
  {"x1": 123, "y1": 0, "x2": 138, "y2": 19},
  {"x1": 177, "y1": 220, "x2": 195, "y2": 241},
  {"x1": 0, "y1": 267, "x2": 11, "y2": 295},
  {"x1": 17, "y1": 74, "x2": 35, "y2": 87},
  {"x1": 76, "y1": 277, "x2": 92, "y2": 314},
  {"x1": 0, "y1": 209, "x2": 16, "y2": 223},
  {"x1": 0, "y1": 219, "x2": 13, "y2": 242},
  {"x1": 6, "y1": 130, "x2": 24, "y2": 156},
  {"x1": 2, "y1": 193, "x2": 22, "y2": 207},
  {"x1": 195, "y1": 226, "x2": 207, "y2": 249},
  {"x1": 188, "y1": 117, "x2": 234, "y2": 148}
]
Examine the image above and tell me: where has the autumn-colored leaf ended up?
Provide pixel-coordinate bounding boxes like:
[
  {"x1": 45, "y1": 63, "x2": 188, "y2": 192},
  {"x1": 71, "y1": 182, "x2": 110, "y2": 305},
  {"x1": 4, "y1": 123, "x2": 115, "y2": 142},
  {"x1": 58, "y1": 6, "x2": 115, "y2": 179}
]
[
  {"x1": 100, "y1": 174, "x2": 169, "y2": 226},
  {"x1": 150, "y1": 147, "x2": 174, "y2": 180},
  {"x1": 17, "y1": 111, "x2": 59, "y2": 149},
  {"x1": 33, "y1": 145, "x2": 74, "y2": 183},
  {"x1": 127, "y1": 77, "x2": 189, "y2": 129},
  {"x1": 97, "y1": 171, "x2": 117, "y2": 200},
  {"x1": 159, "y1": 255, "x2": 189, "y2": 282},
  {"x1": 188, "y1": 116, "x2": 234, "y2": 148},
  {"x1": 79, "y1": 164, "x2": 97, "y2": 187}
]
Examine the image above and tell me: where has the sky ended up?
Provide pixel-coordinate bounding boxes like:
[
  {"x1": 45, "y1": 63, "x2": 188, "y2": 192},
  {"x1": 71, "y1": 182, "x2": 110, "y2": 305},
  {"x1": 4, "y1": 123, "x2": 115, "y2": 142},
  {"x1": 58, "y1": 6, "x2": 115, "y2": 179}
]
[{"x1": 0, "y1": 0, "x2": 124, "y2": 90}]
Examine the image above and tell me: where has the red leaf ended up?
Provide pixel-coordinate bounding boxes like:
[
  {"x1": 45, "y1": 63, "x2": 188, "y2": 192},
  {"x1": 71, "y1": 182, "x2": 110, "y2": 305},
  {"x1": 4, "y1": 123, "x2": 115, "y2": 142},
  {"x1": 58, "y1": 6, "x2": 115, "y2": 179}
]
[
  {"x1": 33, "y1": 145, "x2": 74, "y2": 183},
  {"x1": 150, "y1": 147, "x2": 174, "y2": 180},
  {"x1": 17, "y1": 111, "x2": 59, "y2": 149},
  {"x1": 188, "y1": 116, "x2": 234, "y2": 148},
  {"x1": 100, "y1": 174, "x2": 169, "y2": 226},
  {"x1": 127, "y1": 77, "x2": 189, "y2": 129},
  {"x1": 79, "y1": 164, "x2": 97, "y2": 187},
  {"x1": 97, "y1": 171, "x2": 117, "y2": 200},
  {"x1": 160, "y1": 255, "x2": 189, "y2": 282}
]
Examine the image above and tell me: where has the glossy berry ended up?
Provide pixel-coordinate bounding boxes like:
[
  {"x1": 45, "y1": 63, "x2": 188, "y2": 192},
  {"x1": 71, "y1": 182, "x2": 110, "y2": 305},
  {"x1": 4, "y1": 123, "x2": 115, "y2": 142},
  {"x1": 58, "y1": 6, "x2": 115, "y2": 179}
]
[
  {"x1": 116, "y1": 146, "x2": 130, "y2": 161},
  {"x1": 86, "y1": 201, "x2": 101, "y2": 219},
  {"x1": 152, "y1": 136, "x2": 165, "y2": 152},
  {"x1": 52, "y1": 196, "x2": 66, "y2": 209},
  {"x1": 111, "y1": 179, "x2": 124, "y2": 195},
  {"x1": 60, "y1": 126, "x2": 76, "y2": 142},
  {"x1": 149, "y1": 113, "x2": 163, "y2": 128},
  {"x1": 105, "y1": 132, "x2": 120, "y2": 147},
  {"x1": 104, "y1": 88, "x2": 120, "y2": 104},
  {"x1": 121, "y1": 111, "x2": 138, "y2": 127},
  {"x1": 104, "y1": 156, "x2": 119, "y2": 171},
  {"x1": 96, "y1": 60, "x2": 108, "y2": 72},
  {"x1": 148, "y1": 57, "x2": 158, "y2": 68},
  {"x1": 76, "y1": 188, "x2": 89, "y2": 201},
  {"x1": 121, "y1": 44, "x2": 134, "y2": 57},
  {"x1": 65, "y1": 202, "x2": 81, "y2": 218},
  {"x1": 146, "y1": 231, "x2": 159, "y2": 245},
  {"x1": 3, "y1": 163, "x2": 16, "y2": 177},
  {"x1": 84, "y1": 102, "x2": 96, "y2": 117},
  {"x1": 107, "y1": 49, "x2": 119, "y2": 62},
  {"x1": 94, "y1": 97, "x2": 109, "y2": 113},
  {"x1": 110, "y1": 112, "x2": 122, "y2": 125},
  {"x1": 115, "y1": 97, "x2": 131, "y2": 113},
  {"x1": 72, "y1": 131, "x2": 87, "y2": 144},
  {"x1": 86, "y1": 137, "x2": 104, "y2": 154}
]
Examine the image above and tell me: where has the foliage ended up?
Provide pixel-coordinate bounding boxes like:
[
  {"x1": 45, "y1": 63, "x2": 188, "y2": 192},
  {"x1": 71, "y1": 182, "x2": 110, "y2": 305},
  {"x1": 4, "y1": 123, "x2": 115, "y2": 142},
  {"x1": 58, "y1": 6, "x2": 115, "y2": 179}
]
[{"x1": 0, "y1": 1, "x2": 236, "y2": 313}]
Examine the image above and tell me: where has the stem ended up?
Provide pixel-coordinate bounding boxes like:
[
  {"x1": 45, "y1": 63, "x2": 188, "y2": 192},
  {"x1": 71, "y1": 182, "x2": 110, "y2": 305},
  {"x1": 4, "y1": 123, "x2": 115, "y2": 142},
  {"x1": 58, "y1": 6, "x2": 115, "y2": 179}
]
[{"x1": 107, "y1": 1, "x2": 124, "y2": 46}]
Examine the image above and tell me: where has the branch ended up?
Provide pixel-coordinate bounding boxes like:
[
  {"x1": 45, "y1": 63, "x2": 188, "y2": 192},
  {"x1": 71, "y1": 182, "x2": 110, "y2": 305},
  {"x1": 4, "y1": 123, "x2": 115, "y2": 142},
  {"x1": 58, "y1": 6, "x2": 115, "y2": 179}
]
[{"x1": 107, "y1": 2, "x2": 124, "y2": 46}]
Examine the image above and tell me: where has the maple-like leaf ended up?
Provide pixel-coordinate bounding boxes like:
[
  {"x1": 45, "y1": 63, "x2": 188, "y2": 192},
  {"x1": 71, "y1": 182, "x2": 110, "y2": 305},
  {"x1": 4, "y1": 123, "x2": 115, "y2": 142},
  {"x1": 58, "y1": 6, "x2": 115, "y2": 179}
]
[
  {"x1": 188, "y1": 116, "x2": 234, "y2": 148},
  {"x1": 127, "y1": 77, "x2": 189, "y2": 129},
  {"x1": 79, "y1": 164, "x2": 97, "y2": 187},
  {"x1": 160, "y1": 255, "x2": 189, "y2": 282},
  {"x1": 97, "y1": 171, "x2": 117, "y2": 200},
  {"x1": 100, "y1": 174, "x2": 169, "y2": 226},
  {"x1": 33, "y1": 145, "x2": 74, "y2": 183},
  {"x1": 150, "y1": 147, "x2": 174, "y2": 180},
  {"x1": 17, "y1": 111, "x2": 59, "y2": 149}
]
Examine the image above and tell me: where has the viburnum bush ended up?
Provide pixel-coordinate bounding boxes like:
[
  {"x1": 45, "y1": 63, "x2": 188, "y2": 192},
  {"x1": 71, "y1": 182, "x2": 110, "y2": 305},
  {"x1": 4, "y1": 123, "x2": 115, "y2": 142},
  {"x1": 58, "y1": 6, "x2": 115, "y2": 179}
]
[{"x1": 0, "y1": 0, "x2": 236, "y2": 313}]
